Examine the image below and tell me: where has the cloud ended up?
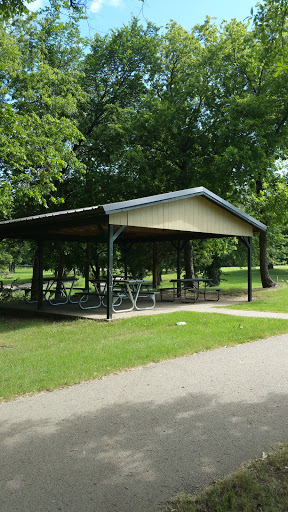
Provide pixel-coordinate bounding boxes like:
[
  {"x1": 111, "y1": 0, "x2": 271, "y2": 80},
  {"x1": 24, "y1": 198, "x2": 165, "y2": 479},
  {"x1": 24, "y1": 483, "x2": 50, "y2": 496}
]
[
  {"x1": 89, "y1": 0, "x2": 124, "y2": 13},
  {"x1": 90, "y1": 0, "x2": 104, "y2": 13},
  {"x1": 109, "y1": 0, "x2": 123, "y2": 6},
  {"x1": 25, "y1": 0, "x2": 45, "y2": 11}
]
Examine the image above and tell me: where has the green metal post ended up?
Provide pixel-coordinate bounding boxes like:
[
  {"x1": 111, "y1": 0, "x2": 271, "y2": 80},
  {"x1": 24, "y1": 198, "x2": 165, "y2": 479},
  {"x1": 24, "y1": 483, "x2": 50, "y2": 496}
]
[
  {"x1": 247, "y1": 236, "x2": 252, "y2": 302},
  {"x1": 177, "y1": 241, "x2": 181, "y2": 297},
  {"x1": 85, "y1": 243, "x2": 90, "y2": 291},
  {"x1": 107, "y1": 224, "x2": 114, "y2": 320},
  {"x1": 37, "y1": 240, "x2": 44, "y2": 310}
]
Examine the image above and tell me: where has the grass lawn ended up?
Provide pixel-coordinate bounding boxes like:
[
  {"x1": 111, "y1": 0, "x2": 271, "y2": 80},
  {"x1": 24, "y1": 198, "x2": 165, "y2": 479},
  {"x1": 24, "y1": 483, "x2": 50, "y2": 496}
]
[
  {"x1": 1, "y1": 266, "x2": 55, "y2": 285},
  {"x1": 159, "y1": 265, "x2": 288, "y2": 294},
  {"x1": 2, "y1": 267, "x2": 288, "y2": 510},
  {"x1": 159, "y1": 266, "x2": 288, "y2": 313},
  {"x1": 1, "y1": 311, "x2": 288, "y2": 401},
  {"x1": 226, "y1": 285, "x2": 288, "y2": 313},
  {"x1": 164, "y1": 444, "x2": 288, "y2": 512},
  {"x1": 218, "y1": 265, "x2": 288, "y2": 313}
]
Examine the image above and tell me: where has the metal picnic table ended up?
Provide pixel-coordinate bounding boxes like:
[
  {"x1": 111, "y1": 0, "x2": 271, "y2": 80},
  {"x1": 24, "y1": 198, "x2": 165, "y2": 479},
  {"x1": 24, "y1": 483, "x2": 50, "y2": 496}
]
[{"x1": 79, "y1": 278, "x2": 157, "y2": 312}]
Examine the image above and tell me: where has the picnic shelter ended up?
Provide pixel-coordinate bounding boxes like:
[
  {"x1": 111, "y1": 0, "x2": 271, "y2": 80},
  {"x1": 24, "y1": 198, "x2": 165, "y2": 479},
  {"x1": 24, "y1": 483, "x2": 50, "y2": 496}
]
[{"x1": 0, "y1": 187, "x2": 267, "y2": 319}]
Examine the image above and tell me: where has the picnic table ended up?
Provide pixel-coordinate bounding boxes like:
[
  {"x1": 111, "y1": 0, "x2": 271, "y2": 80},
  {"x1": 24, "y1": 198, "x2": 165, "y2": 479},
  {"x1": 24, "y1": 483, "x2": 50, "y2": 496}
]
[
  {"x1": 22, "y1": 277, "x2": 79, "y2": 305},
  {"x1": 160, "y1": 278, "x2": 221, "y2": 302},
  {"x1": 79, "y1": 278, "x2": 158, "y2": 312}
]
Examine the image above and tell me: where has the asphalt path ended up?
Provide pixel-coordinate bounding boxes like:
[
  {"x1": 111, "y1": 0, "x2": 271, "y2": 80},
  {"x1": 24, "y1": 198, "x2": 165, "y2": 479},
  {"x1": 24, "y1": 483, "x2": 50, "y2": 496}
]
[{"x1": 1, "y1": 333, "x2": 288, "y2": 512}]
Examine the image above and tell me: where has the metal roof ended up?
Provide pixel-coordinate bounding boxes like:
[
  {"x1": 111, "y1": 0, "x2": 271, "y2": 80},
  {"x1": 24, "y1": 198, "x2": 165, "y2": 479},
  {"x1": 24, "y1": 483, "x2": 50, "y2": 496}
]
[{"x1": 0, "y1": 187, "x2": 267, "y2": 242}]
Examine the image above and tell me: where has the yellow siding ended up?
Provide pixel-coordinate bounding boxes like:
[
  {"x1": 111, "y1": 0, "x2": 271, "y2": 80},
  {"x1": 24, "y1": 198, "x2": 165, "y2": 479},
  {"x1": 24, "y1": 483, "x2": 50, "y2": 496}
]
[{"x1": 109, "y1": 196, "x2": 253, "y2": 236}]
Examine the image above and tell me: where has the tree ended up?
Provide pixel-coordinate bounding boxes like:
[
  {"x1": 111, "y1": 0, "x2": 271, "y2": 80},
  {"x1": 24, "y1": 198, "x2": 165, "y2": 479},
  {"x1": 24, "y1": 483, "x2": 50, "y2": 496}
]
[
  {"x1": 201, "y1": 2, "x2": 288, "y2": 286},
  {"x1": 102, "y1": 7, "x2": 288, "y2": 287},
  {"x1": 0, "y1": 8, "x2": 86, "y2": 218},
  {"x1": 0, "y1": 0, "x2": 144, "y2": 20},
  {"x1": 66, "y1": 17, "x2": 161, "y2": 209}
]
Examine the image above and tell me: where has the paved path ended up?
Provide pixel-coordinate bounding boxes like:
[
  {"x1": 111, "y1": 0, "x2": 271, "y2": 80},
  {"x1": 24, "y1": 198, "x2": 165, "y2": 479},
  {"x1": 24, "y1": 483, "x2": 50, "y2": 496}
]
[
  {"x1": 1, "y1": 332, "x2": 288, "y2": 512},
  {"x1": 188, "y1": 302, "x2": 288, "y2": 319}
]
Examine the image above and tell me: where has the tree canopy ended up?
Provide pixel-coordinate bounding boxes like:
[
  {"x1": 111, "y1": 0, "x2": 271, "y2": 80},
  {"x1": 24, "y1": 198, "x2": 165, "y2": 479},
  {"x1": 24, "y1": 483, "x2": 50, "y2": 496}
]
[
  {"x1": 0, "y1": 0, "x2": 144, "y2": 20},
  {"x1": 0, "y1": 7, "x2": 87, "y2": 217},
  {"x1": 0, "y1": 0, "x2": 288, "y2": 285}
]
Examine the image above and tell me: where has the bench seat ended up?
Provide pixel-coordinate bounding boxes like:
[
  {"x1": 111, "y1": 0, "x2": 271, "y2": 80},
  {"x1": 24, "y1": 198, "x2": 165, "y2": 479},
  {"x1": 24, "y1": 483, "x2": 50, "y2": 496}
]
[
  {"x1": 78, "y1": 291, "x2": 124, "y2": 310},
  {"x1": 159, "y1": 288, "x2": 176, "y2": 302},
  {"x1": 201, "y1": 287, "x2": 222, "y2": 301},
  {"x1": 182, "y1": 287, "x2": 222, "y2": 302}
]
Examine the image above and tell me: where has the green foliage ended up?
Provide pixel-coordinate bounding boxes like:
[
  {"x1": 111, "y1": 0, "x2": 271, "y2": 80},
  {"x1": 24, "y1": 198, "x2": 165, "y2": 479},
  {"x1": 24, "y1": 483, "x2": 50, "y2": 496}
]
[
  {"x1": 76, "y1": 5, "x2": 288, "y2": 283},
  {"x1": 0, "y1": 8, "x2": 87, "y2": 217},
  {"x1": 202, "y1": 255, "x2": 223, "y2": 286},
  {"x1": 0, "y1": 0, "x2": 29, "y2": 19},
  {"x1": 0, "y1": 0, "x2": 145, "y2": 21},
  {"x1": 70, "y1": 17, "x2": 161, "y2": 208},
  {"x1": 1, "y1": 0, "x2": 288, "y2": 288}
]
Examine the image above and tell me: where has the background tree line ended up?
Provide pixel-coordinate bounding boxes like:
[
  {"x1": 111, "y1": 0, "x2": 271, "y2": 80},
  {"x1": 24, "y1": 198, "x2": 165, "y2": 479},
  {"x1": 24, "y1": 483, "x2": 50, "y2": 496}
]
[{"x1": 0, "y1": 0, "x2": 288, "y2": 286}]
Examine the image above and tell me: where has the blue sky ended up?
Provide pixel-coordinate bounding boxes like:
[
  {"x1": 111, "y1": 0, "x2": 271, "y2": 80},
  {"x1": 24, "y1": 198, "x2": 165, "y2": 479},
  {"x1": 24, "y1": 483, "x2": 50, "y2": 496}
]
[
  {"x1": 82, "y1": 0, "x2": 257, "y2": 37},
  {"x1": 28, "y1": 0, "x2": 258, "y2": 38}
]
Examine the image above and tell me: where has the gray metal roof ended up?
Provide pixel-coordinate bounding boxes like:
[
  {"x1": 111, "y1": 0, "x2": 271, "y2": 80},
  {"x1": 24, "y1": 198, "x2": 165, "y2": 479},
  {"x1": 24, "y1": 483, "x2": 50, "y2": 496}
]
[{"x1": 0, "y1": 204, "x2": 104, "y2": 227}]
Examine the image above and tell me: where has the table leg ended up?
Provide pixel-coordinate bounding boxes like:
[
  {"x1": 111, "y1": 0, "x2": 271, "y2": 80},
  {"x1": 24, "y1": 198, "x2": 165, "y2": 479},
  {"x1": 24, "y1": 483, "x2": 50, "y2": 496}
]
[{"x1": 112, "y1": 283, "x2": 135, "y2": 313}]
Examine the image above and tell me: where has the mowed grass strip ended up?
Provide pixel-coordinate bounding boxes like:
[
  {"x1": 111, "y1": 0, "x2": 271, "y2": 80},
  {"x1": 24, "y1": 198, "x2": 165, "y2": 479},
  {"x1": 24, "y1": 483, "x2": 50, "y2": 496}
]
[
  {"x1": 164, "y1": 444, "x2": 288, "y2": 512},
  {"x1": 1, "y1": 311, "x2": 288, "y2": 400}
]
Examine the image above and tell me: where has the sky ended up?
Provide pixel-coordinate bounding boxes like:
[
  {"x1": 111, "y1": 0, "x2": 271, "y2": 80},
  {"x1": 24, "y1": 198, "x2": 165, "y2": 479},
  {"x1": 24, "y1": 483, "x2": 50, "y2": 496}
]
[
  {"x1": 81, "y1": 0, "x2": 257, "y2": 37},
  {"x1": 29, "y1": 0, "x2": 258, "y2": 38}
]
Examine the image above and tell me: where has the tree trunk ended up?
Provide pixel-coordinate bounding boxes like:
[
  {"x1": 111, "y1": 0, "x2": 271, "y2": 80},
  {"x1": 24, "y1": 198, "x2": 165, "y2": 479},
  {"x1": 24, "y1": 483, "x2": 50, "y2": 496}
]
[
  {"x1": 152, "y1": 243, "x2": 161, "y2": 288},
  {"x1": 183, "y1": 241, "x2": 195, "y2": 279},
  {"x1": 90, "y1": 246, "x2": 101, "y2": 280},
  {"x1": 259, "y1": 231, "x2": 277, "y2": 288},
  {"x1": 9, "y1": 261, "x2": 15, "y2": 273},
  {"x1": 256, "y1": 177, "x2": 276, "y2": 288}
]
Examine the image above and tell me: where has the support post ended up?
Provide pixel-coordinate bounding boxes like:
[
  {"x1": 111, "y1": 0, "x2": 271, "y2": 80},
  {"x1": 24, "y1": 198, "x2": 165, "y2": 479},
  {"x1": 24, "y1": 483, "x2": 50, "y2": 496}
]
[
  {"x1": 106, "y1": 224, "x2": 127, "y2": 320},
  {"x1": 85, "y1": 243, "x2": 90, "y2": 291},
  {"x1": 177, "y1": 241, "x2": 181, "y2": 297},
  {"x1": 239, "y1": 236, "x2": 253, "y2": 302},
  {"x1": 107, "y1": 224, "x2": 114, "y2": 320},
  {"x1": 37, "y1": 240, "x2": 44, "y2": 310},
  {"x1": 247, "y1": 236, "x2": 252, "y2": 302}
]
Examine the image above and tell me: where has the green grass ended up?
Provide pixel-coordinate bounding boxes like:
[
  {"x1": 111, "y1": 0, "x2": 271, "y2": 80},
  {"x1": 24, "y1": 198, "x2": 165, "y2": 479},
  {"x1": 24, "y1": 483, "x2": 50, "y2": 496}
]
[
  {"x1": 1, "y1": 311, "x2": 288, "y2": 401},
  {"x1": 0, "y1": 266, "x2": 54, "y2": 284},
  {"x1": 220, "y1": 265, "x2": 288, "y2": 294},
  {"x1": 159, "y1": 266, "x2": 288, "y2": 313},
  {"x1": 164, "y1": 444, "x2": 288, "y2": 512},
  {"x1": 215, "y1": 265, "x2": 288, "y2": 313},
  {"x1": 226, "y1": 285, "x2": 288, "y2": 313},
  {"x1": 159, "y1": 265, "x2": 288, "y2": 294},
  {"x1": 1, "y1": 265, "x2": 288, "y2": 401}
]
